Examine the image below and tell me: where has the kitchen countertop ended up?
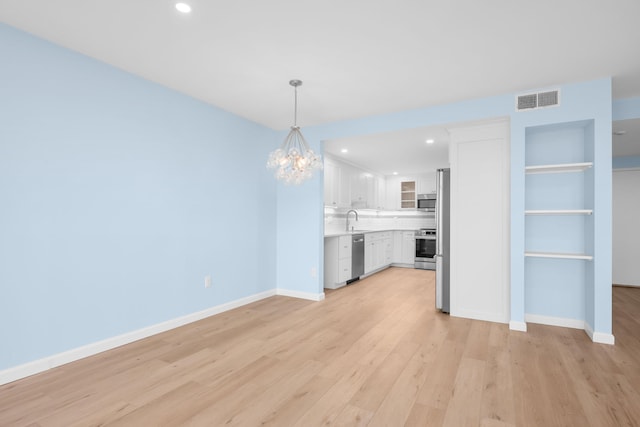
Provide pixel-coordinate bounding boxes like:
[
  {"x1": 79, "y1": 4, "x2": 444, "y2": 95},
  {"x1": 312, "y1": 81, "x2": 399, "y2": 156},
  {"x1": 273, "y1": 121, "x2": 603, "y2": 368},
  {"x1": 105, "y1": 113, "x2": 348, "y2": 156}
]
[{"x1": 324, "y1": 229, "x2": 419, "y2": 238}]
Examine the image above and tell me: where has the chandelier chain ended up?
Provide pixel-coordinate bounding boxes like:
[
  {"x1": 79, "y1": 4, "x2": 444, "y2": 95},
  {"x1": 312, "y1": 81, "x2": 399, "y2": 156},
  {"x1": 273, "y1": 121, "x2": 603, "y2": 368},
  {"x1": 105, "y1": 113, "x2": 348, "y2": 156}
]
[{"x1": 293, "y1": 84, "x2": 297, "y2": 127}]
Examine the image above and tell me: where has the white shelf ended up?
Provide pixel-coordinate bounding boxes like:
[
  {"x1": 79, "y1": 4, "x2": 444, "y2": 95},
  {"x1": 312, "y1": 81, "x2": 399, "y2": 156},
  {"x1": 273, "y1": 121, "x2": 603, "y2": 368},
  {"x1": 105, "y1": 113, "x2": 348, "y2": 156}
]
[
  {"x1": 525, "y1": 209, "x2": 593, "y2": 215},
  {"x1": 525, "y1": 251, "x2": 593, "y2": 260},
  {"x1": 525, "y1": 162, "x2": 593, "y2": 174}
]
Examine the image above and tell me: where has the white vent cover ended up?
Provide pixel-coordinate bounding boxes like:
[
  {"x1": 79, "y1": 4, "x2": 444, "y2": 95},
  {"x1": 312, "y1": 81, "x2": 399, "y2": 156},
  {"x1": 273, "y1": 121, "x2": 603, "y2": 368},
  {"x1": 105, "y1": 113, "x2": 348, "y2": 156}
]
[{"x1": 516, "y1": 90, "x2": 560, "y2": 111}]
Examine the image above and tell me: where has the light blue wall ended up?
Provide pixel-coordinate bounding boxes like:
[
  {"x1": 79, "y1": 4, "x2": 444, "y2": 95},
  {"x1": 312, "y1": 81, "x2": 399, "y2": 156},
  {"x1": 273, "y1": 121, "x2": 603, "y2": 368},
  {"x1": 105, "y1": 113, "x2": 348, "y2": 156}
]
[
  {"x1": 612, "y1": 97, "x2": 640, "y2": 170},
  {"x1": 0, "y1": 23, "x2": 278, "y2": 371},
  {"x1": 2, "y1": 20, "x2": 630, "y2": 373},
  {"x1": 277, "y1": 78, "x2": 613, "y2": 335}
]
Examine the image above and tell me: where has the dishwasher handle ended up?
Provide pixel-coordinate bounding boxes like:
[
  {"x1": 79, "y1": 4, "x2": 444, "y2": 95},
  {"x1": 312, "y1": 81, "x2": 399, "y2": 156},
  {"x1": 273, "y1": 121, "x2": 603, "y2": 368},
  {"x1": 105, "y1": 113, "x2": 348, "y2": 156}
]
[{"x1": 352, "y1": 238, "x2": 364, "y2": 243}]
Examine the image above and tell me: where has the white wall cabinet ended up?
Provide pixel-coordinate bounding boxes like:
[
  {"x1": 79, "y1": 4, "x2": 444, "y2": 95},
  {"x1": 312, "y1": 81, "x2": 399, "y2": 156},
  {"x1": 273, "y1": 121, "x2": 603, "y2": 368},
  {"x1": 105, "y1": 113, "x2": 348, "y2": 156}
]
[
  {"x1": 324, "y1": 235, "x2": 352, "y2": 289},
  {"x1": 386, "y1": 173, "x2": 433, "y2": 210},
  {"x1": 326, "y1": 156, "x2": 388, "y2": 210},
  {"x1": 385, "y1": 176, "x2": 401, "y2": 210},
  {"x1": 324, "y1": 158, "x2": 351, "y2": 208},
  {"x1": 417, "y1": 171, "x2": 437, "y2": 195},
  {"x1": 375, "y1": 176, "x2": 387, "y2": 210},
  {"x1": 351, "y1": 171, "x2": 375, "y2": 209}
]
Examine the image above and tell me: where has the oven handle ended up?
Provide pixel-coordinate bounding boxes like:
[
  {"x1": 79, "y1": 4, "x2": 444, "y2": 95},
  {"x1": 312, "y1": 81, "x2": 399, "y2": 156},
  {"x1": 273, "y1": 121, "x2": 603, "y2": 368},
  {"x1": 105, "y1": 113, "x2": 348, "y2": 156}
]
[{"x1": 414, "y1": 236, "x2": 436, "y2": 240}]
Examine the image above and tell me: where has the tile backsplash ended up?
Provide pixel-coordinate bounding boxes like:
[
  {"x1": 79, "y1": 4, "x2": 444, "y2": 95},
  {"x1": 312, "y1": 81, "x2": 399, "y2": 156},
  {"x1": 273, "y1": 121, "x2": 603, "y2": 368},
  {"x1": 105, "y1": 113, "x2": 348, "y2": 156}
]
[{"x1": 324, "y1": 207, "x2": 435, "y2": 235}]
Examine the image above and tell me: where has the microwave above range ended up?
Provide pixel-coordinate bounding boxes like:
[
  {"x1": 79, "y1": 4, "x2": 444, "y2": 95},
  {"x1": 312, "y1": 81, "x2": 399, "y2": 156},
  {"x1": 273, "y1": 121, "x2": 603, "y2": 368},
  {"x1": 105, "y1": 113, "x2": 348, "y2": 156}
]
[{"x1": 417, "y1": 193, "x2": 436, "y2": 211}]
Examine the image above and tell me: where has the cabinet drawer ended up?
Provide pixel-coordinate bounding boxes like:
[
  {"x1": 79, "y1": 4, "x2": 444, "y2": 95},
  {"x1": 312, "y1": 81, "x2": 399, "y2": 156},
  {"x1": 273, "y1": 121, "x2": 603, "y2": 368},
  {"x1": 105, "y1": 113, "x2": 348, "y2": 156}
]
[
  {"x1": 338, "y1": 258, "x2": 352, "y2": 282},
  {"x1": 338, "y1": 235, "x2": 352, "y2": 259}
]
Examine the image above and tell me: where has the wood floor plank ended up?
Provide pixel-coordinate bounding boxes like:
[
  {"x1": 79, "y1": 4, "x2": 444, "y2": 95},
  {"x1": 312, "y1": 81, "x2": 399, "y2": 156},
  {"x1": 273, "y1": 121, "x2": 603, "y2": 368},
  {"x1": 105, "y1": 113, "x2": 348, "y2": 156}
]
[
  {"x1": 367, "y1": 338, "x2": 444, "y2": 427},
  {"x1": 404, "y1": 402, "x2": 446, "y2": 427},
  {"x1": 293, "y1": 362, "x2": 379, "y2": 426},
  {"x1": 479, "y1": 343, "x2": 516, "y2": 426},
  {"x1": 414, "y1": 338, "x2": 466, "y2": 410},
  {"x1": 441, "y1": 357, "x2": 486, "y2": 427},
  {"x1": 257, "y1": 374, "x2": 336, "y2": 426},
  {"x1": 333, "y1": 404, "x2": 375, "y2": 427},
  {"x1": 349, "y1": 339, "x2": 420, "y2": 413},
  {"x1": 1, "y1": 268, "x2": 640, "y2": 426}
]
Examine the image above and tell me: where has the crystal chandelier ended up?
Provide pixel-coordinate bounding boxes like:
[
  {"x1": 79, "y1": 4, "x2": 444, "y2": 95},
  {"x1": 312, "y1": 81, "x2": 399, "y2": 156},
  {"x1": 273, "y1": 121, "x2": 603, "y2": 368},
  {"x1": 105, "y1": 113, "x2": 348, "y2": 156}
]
[{"x1": 267, "y1": 79, "x2": 322, "y2": 184}]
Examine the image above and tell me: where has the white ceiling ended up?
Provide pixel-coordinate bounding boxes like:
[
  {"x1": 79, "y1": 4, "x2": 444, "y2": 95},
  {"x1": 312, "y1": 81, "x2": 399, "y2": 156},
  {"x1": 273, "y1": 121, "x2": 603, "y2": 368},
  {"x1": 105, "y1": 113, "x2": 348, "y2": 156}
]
[
  {"x1": 325, "y1": 125, "x2": 451, "y2": 176},
  {"x1": 1, "y1": 0, "x2": 639, "y2": 131},
  {"x1": 1, "y1": 0, "x2": 639, "y2": 175},
  {"x1": 324, "y1": 117, "x2": 640, "y2": 176}
]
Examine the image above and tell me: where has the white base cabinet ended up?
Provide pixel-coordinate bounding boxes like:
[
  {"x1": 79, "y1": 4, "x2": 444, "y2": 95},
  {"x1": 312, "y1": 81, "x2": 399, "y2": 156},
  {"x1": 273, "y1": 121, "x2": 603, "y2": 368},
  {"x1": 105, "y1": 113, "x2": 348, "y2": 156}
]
[
  {"x1": 401, "y1": 231, "x2": 416, "y2": 265},
  {"x1": 364, "y1": 232, "x2": 392, "y2": 274},
  {"x1": 324, "y1": 236, "x2": 352, "y2": 289},
  {"x1": 326, "y1": 230, "x2": 416, "y2": 289},
  {"x1": 391, "y1": 231, "x2": 416, "y2": 266}
]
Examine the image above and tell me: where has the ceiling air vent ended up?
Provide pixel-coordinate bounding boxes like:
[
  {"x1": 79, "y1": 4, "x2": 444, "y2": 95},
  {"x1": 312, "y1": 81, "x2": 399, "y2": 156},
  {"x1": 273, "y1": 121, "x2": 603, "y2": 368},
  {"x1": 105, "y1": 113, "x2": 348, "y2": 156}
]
[
  {"x1": 517, "y1": 94, "x2": 537, "y2": 110},
  {"x1": 516, "y1": 89, "x2": 560, "y2": 111},
  {"x1": 538, "y1": 90, "x2": 559, "y2": 107}
]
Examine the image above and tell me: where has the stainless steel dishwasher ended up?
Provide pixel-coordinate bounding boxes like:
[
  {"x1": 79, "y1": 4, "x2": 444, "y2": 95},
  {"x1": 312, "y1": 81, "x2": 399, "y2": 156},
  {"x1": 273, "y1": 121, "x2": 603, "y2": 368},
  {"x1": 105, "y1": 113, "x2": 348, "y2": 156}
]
[{"x1": 350, "y1": 234, "x2": 365, "y2": 282}]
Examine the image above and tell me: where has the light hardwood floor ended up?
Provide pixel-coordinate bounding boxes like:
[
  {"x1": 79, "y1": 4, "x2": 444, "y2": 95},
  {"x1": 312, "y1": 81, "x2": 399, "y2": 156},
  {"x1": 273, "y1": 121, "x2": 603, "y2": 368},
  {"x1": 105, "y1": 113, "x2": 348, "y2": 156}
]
[{"x1": 2, "y1": 268, "x2": 640, "y2": 426}]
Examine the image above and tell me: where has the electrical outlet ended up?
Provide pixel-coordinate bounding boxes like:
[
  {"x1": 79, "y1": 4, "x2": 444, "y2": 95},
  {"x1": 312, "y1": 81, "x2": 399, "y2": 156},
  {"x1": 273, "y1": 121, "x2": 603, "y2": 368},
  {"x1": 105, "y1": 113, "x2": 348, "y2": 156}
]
[
  {"x1": 310, "y1": 267, "x2": 317, "y2": 278},
  {"x1": 205, "y1": 275, "x2": 212, "y2": 288}
]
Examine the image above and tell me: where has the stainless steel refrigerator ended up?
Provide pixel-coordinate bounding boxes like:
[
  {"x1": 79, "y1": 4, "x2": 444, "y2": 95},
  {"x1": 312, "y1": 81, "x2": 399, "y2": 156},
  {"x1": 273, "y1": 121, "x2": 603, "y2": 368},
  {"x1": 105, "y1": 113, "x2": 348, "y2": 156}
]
[{"x1": 435, "y1": 168, "x2": 450, "y2": 313}]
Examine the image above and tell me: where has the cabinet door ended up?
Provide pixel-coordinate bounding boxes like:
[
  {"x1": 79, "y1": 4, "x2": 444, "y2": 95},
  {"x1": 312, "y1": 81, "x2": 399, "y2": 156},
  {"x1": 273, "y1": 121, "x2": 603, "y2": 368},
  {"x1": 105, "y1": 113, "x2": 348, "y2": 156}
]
[
  {"x1": 364, "y1": 240, "x2": 375, "y2": 274},
  {"x1": 393, "y1": 231, "x2": 403, "y2": 263},
  {"x1": 401, "y1": 180, "x2": 416, "y2": 209},
  {"x1": 324, "y1": 161, "x2": 338, "y2": 206},
  {"x1": 338, "y1": 258, "x2": 352, "y2": 283},
  {"x1": 418, "y1": 172, "x2": 437, "y2": 195},
  {"x1": 386, "y1": 177, "x2": 400, "y2": 210},
  {"x1": 375, "y1": 239, "x2": 386, "y2": 270},
  {"x1": 384, "y1": 238, "x2": 393, "y2": 265},
  {"x1": 350, "y1": 172, "x2": 367, "y2": 208},
  {"x1": 338, "y1": 236, "x2": 351, "y2": 259},
  {"x1": 450, "y1": 121, "x2": 509, "y2": 324},
  {"x1": 324, "y1": 159, "x2": 351, "y2": 208},
  {"x1": 337, "y1": 165, "x2": 352, "y2": 207},
  {"x1": 402, "y1": 232, "x2": 416, "y2": 264},
  {"x1": 375, "y1": 176, "x2": 386, "y2": 210}
]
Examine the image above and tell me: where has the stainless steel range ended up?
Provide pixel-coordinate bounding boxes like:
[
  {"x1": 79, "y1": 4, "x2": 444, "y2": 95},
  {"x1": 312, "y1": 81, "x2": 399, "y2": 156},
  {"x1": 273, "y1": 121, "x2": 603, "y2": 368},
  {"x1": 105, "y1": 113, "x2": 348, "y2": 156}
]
[{"x1": 415, "y1": 228, "x2": 436, "y2": 270}]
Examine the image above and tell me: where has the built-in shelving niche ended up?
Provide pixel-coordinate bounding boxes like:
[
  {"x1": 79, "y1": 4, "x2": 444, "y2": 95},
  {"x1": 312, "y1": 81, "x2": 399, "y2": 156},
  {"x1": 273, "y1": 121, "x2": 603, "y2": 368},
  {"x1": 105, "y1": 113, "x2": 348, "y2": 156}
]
[{"x1": 524, "y1": 120, "x2": 595, "y2": 324}]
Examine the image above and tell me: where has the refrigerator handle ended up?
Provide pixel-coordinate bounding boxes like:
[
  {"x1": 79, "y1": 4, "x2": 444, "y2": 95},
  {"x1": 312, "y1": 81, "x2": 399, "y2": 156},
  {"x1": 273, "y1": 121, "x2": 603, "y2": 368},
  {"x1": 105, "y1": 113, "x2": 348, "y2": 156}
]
[
  {"x1": 436, "y1": 170, "x2": 443, "y2": 253},
  {"x1": 435, "y1": 254, "x2": 443, "y2": 309}
]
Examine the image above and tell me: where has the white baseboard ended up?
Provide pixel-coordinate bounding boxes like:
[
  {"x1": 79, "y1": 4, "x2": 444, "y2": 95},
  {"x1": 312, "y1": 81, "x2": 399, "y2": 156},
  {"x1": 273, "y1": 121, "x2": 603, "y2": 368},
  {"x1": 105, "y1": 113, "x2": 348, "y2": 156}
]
[
  {"x1": 389, "y1": 263, "x2": 415, "y2": 269},
  {"x1": 525, "y1": 313, "x2": 585, "y2": 330},
  {"x1": 276, "y1": 288, "x2": 325, "y2": 301},
  {"x1": 526, "y1": 314, "x2": 615, "y2": 345},
  {"x1": 0, "y1": 287, "x2": 322, "y2": 386},
  {"x1": 509, "y1": 321, "x2": 527, "y2": 332},
  {"x1": 584, "y1": 322, "x2": 615, "y2": 345}
]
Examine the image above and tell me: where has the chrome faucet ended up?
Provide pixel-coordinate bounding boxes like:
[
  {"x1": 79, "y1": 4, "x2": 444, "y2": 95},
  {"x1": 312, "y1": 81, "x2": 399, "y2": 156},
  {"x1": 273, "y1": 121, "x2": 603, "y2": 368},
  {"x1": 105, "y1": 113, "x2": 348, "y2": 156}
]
[{"x1": 346, "y1": 209, "x2": 359, "y2": 232}]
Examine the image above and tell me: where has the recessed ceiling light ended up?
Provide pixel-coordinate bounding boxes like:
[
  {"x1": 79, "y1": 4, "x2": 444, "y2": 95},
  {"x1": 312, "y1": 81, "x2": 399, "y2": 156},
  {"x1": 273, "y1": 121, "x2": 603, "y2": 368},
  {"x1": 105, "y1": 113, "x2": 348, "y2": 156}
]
[
  {"x1": 341, "y1": 148, "x2": 348, "y2": 153},
  {"x1": 426, "y1": 139, "x2": 435, "y2": 144},
  {"x1": 393, "y1": 172, "x2": 398, "y2": 175},
  {"x1": 175, "y1": 2, "x2": 191, "y2": 13}
]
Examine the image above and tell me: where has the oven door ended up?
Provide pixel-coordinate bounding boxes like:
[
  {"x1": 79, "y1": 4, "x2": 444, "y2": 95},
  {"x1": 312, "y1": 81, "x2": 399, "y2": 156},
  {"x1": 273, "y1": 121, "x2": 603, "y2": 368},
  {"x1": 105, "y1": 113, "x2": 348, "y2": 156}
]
[{"x1": 415, "y1": 236, "x2": 436, "y2": 269}]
